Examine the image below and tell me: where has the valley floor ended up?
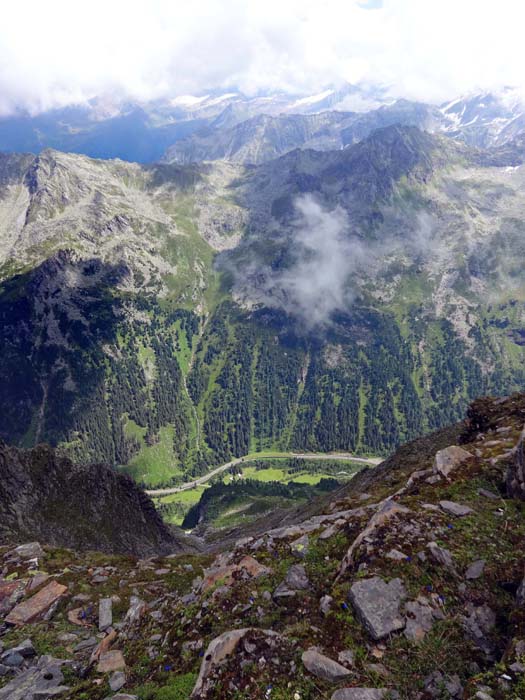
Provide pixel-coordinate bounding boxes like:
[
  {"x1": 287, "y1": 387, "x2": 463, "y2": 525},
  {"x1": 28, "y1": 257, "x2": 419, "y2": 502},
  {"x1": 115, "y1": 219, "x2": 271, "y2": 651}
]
[{"x1": 145, "y1": 452, "x2": 382, "y2": 497}]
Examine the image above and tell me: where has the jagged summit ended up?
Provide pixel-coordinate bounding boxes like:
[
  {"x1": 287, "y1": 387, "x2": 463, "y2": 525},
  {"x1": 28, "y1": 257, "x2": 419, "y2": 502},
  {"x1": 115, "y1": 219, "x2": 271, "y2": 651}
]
[{"x1": 0, "y1": 439, "x2": 199, "y2": 556}]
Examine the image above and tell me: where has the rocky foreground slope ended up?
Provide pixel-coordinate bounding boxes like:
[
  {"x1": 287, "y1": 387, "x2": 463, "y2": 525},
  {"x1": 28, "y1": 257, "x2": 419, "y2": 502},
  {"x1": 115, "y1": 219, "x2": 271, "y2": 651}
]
[
  {"x1": 0, "y1": 440, "x2": 199, "y2": 557},
  {"x1": 1, "y1": 393, "x2": 525, "y2": 698}
]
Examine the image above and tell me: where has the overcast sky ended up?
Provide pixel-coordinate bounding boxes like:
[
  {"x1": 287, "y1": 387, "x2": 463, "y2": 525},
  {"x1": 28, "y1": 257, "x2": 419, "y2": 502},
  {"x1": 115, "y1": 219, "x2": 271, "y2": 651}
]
[{"x1": 1, "y1": 0, "x2": 524, "y2": 114}]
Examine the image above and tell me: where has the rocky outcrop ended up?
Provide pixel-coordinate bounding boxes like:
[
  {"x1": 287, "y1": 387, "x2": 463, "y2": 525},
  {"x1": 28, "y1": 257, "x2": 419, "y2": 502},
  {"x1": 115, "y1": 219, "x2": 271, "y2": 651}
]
[
  {"x1": 0, "y1": 440, "x2": 199, "y2": 556},
  {"x1": 0, "y1": 654, "x2": 70, "y2": 700},
  {"x1": 433, "y1": 446, "x2": 472, "y2": 479}
]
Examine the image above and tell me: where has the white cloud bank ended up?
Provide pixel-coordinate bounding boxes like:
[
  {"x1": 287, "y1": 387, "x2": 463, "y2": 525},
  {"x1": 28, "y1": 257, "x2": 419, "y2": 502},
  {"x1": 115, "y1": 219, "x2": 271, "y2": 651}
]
[{"x1": 2, "y1": 0, "x2": 525, "y2": 114}]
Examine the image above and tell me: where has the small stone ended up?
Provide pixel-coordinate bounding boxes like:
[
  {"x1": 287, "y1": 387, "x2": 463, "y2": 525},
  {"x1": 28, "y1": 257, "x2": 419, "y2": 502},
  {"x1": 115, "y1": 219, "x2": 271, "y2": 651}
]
[
  {"x1": 58, "y1": 633, "x2": 78, "y2": 643},
  {"x1": 28, "y1": 574, "x2": 51, "y2": 592},
  {"x1": 109, "y1": 671, "x2": 126, "y2": 692},
  {"x1": 97, "y1": 650, "x2": 126, "y2": 673},
  {"x1": 462, "y1": 604, "x2": 496, "y2": 656},
  {"x1": 290, "y1": 535, "x2": 310, "y2": 558},
  {"x1": 385, "y1": 549, "x2": 406, "y2": 561},
  {"x1": 478, "y1": 488, "x2": 499, "y2": 500},
  {"x1": 366, "y1": 663, "x2": 390, "y2": 678},
  {"x1": 337, "y1": 650, "x2": 355, "y2": 667},
  {"x1": 73, "y1": 637, "x2": 98, "y2": 652},
  {"x1": 510, "y1": 662, "x2": 525, "y2": 673},
  {"x1": 99, "y1": 598, "x2": 113, "y2": 632},
  {"x1": 404, "y1": 599, "x2": 433, "y2": 642},
  {"x1": 427, "y1": 542, "x2": 455, "y2": 569},
  {"x1": 475, "y1": 692, "x2": 494, "y2": 700},
  {"x1": 302, "y1": 648, "x2": 352, "y2": 682},
  {"x1": 273, "y1": 564, "x2": 310, "y2": 600},
  {"x1": 1, "y1": 652, "x2": 24, "y2": 668},
  {"x1": 154, "y1": 569, "x2": 170, "y2": 575},
  {"x1": 8, "y1": 639, "x2": 36, "y2": 658},
  {"x1": 465, "y1": 560, "x2": 486, "y2": 580},
  {"x1": 439, "y1": 501, "x2": 474, "y2": 517},
  {"x1": 320, "y1": 595, "x2": 333, "y2": 616},
  {"x1": 444, "y1": 674, "x2": 463, "y2": 697}
]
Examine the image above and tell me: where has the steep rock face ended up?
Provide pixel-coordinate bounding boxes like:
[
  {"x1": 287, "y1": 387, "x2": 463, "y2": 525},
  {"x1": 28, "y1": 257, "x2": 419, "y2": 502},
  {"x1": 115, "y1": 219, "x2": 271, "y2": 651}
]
[{"x1": 0, "y1": 440, "x2": 196, "y2": 555}]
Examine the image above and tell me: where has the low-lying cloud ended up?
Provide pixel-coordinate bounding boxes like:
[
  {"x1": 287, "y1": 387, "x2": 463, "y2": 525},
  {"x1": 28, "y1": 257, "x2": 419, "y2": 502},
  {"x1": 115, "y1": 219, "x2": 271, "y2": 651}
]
[
  {"x1": 264, "y1": 196, "x2": 365, "y2": 328},
  {"x1": 231, "y1": 195, "x2": 445, "y2": 331}
]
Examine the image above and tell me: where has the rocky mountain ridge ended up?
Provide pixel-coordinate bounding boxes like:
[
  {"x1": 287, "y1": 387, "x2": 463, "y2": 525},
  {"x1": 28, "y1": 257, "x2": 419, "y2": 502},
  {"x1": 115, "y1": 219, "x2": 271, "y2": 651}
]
[
  {"x1": 1, "y1": 393, "x2": 525, "y2": 698},
  {"x1": 2, "y1": 85, "x2": 525, "y2": 166},
  {"x1": 0, "y1": 439, "x2": 198, "y2": 557}
]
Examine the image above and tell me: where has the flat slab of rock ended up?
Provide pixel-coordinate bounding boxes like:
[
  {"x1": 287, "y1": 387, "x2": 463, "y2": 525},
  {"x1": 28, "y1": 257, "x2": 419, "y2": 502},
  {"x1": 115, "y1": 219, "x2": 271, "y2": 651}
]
[
  {"x1": 331, "y1": 689, "x2": 387, "y2": 700},
  {"x1": 434, "y1": 446, "x2": 472, "y2": 479},
  {"x1": 439, "y1": 501, "x2": 473, "y2": 517},
  {"x1": 97, "y1": 650, "x2": 126, "y2": 673},
  {"x1": 302, "y1": 647, "x2": 352, "y2": 682},
  {"x1": 349, "y1": 577, "x2": 406, "y2": 640},
  {"x1": 5, "y1": 581, "x2": 68, "y2": 625},
  {"x1": 0, "y1": 654, "x2": 69, "y2": 700}
]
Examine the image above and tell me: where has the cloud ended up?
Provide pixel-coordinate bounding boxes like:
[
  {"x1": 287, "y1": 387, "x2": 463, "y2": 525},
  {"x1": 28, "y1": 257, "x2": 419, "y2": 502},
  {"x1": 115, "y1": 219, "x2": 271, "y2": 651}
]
[
  {"x1": 232, "y1": 195, "x2": 365, "y2": 329},
  {"x1": 229, "y1": 196, "x2": 450, "y2": 330},
  {"x1": 2, "y1": 0, "x2": 525, "y2": 115}
]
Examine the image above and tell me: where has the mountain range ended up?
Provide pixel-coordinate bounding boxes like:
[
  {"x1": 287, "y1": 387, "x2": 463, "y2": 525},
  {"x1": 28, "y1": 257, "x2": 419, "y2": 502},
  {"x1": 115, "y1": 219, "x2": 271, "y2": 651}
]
[
  {"x1": 0, "y1": 113, "x2": 525, "y2": 486},
  {"x1": 3, "y1": 84, "x2": 525, "y2": 164}
]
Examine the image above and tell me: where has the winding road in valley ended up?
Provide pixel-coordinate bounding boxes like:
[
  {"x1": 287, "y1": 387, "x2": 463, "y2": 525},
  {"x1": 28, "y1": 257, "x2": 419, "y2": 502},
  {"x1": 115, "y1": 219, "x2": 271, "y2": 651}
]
[{"x1": 145, "y1": 452, "x2": 382, "y2": 497}]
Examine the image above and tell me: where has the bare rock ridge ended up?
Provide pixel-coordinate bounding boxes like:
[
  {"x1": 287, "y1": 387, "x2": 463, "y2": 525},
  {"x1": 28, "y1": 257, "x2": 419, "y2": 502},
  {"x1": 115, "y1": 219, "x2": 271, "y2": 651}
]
[{"x1": 0, "y1": 439, "x2": 199, "y2": 556}]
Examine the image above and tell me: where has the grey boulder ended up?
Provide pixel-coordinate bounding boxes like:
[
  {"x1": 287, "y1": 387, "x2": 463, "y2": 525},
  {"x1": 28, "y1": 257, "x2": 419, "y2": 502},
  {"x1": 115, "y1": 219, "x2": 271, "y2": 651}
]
[
  {"x1": 302, "y1": 647, "x2": 352, "y2": 682},
  {"x1": 349, "y1": 577, "x2": 406, "y2": 640},
  {"x1": 434, "y1": 446, "x2": 472, "y2": 479}
]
